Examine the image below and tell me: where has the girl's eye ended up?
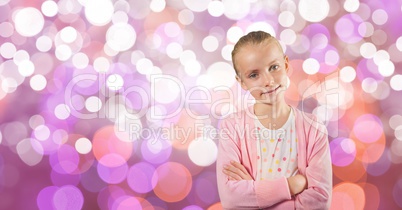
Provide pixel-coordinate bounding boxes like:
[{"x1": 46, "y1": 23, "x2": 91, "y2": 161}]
[
  {"x1": 269, "y1": 65, "x2": 279, "y2": 71},
  {"x1": 249, "y1": 73, "x2": 258, "y2": 78}
]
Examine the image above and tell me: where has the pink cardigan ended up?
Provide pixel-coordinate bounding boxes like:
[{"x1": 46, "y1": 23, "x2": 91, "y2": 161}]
[{"x1": 216, "y1": 106, "x2": 332, "y2": 209}]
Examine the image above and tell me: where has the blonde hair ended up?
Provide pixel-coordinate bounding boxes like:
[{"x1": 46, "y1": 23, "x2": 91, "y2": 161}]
[{"x1": 231, "y1": 31, "x2": 282, "y2": 75}]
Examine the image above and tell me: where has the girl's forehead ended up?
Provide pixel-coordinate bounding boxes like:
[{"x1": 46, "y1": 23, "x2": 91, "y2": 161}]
[{"x1": 237, "y1": 41, "x2": 283, "y2": 59}]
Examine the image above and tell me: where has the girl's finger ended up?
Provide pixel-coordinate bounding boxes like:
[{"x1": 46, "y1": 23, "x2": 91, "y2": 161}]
[{"x1": 231, "y1": 161, "x2": 249, "y2": 175}]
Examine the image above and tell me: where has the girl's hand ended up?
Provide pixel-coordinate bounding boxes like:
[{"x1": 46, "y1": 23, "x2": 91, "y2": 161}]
[
  {"x1": 222, "y1": 161, "x2": 253, "y2": 181},
  {"x1": 287, "y1": 174, "x2": 307, "y2": 195}
]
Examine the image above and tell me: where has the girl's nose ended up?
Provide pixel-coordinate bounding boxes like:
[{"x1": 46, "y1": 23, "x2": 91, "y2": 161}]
[{"x1": 262, "y1": 71, "x2": 274, "y2": 87}]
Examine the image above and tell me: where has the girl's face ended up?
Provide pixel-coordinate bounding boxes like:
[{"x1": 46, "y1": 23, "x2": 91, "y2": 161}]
[{"x1": 234, "y1": 40, "x2": 289, "y2": 105}]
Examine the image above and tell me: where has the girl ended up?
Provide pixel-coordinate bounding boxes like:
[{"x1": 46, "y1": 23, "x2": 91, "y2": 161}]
[{"x1": 216, "y1": 31, "x2": 332, "y2": 209}]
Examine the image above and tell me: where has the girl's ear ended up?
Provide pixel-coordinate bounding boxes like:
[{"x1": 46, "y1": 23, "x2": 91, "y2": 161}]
[
  {"x1": 284, "y1": 55, "x2": 289, "y2": 73},
  {"x1": 236, "y1": 75, "x2": 248, "y2": 90}
]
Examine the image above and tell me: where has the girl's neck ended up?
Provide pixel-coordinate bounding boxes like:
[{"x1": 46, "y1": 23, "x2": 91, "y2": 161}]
[{"x1": 253, "y1": 101, "x2": 290, "y2": 121}]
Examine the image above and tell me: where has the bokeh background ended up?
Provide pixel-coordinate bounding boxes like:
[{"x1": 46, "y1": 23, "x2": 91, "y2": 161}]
[{"x1": 0, "y1": 0, "x2": 401, "y2": 209}]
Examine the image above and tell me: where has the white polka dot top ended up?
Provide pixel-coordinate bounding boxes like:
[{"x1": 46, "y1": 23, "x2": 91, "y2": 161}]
[{"x1": 255, "y1": 108, "x2": 298, "y2": 181}]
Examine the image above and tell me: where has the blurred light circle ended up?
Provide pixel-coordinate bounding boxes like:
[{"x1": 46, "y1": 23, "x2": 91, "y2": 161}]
[
  {"x1": 396, "y1": 125, "x2": 402, "y2": 141},
  {"x1": 0, "y1": 0, "x2": 10, "y2": 6},
  {"x1": 72, "y1": 52, "x2": 89, "y2": 69},
  {"x1": 325, "y1": 50, "x2": 339, "y2": 66},
  {"x1": 246, "y1": 22, "x2": 276, "y2": 37},
  {"x1": 112, "y1": 196, "x2": 143, "y2": 210},
  {"x1": 53, "y1": 185, "x2": 84, "y2": 210},
  {"x1": 36, "y1": 36, "x2": 52, "y2": 52},
  {"x1": 2, "y1": 77, "x2": 18, "y2": 93},
  {"x1": 206, "y1": 62, "x2": 236, "y2": 88},
  {"x1": 178, "y1": 9, "x2": 194, "y2": 25},
  {"x1": 227, "y1": 26, "x2": 243, "y2": 44},
  {"x1": 55, "y1": 44, "x2": 72, "y2": 61},
  {"x1": 335, "y1": 14, "x2": 364, "y2": 44},
  {"x1": 389, "y1": 115, "x2": 402, "y2": 130},
  {"x1": 353, "y1": 114, "x2": 383, "y2": 143},
  {"x1": 361, "y1": 78, "x2": 377, "y2": 93},
  {"x1": 390, "y1": 74, "x2": 402, "y2": 91},
  {"x1": 373, "y1": 50, "x2": 390, "y2": 66},
  {"x1": 17, "y1": 60, "x2": 34, "y2": 77},
  {"x1": 131, "y1": 50, "x2": 145, "y2": 65},
  {"x1": 75, "y1": 137, "x2": 92, "y2": 154},
  {"x1": 60, "y1": 26, "x2": 77, "y2": 43},
  {"x1": 127, "y1": 162, "x2": 157, "y2": 193},
  {"x1": 360, "y1": 42, "x2": 376, "y2": 59},
  {"x1": 340, "y1": 66, "x2": 356, "y2": 83},
  {"x1": 202, "y1": 35, "x2": 219, "y2": 52},
  {"x1": 330, "y1": 138, "x2": 356, "y2": 167},
  {"x1": 221, "y1": 44, "x2": 234, "y2": 61},
  {"x1": 84, "y1": 0, "x2": 114, "y2": 26},
  {"x1": 50, "y1": 144, "x2": 80, "y2": 174},
  {"x1": 183, "y1": 205, "x2": 203, "y2": 210},
  {"x1": 393, "y1": 178, "x2": 402, "y2": 208},
  {"x1": 280, "y1": 29, "x2": 297, "y2": 45},
  {"x1": 164, "y1": 22, "x2": 181, "y2": 38},
  {"x1": 112, "y1": 11, "x2": 129, "y2": 24},
  {"x1": 153, "y1": 162, "x2": 192, "y2": 202},
  {"x1": 107, "y1": 74, "x2": 124, "y2": 91},
  {"x1": 208, "y1": 1, "x2": 225, "y2": 17},
  {"x1": 0, "y1": 42, "x2": 16, "y2": 59},
  {"x1": 302, "y1": 58, "x2": 320, "y2": 75},
  {"x1": 298, "y1": 0, "x2": 329, "y2": 22},
  {"x1": 372, "y1": 9, "x2": 388, "y2": 25},
  {"x1": 343, "y1": 0, "x2": 359, "y2": 12},
  {"x1": 54, "y1": 104, "x2": 71, "y2": 120},
  {"x1": 37, "y1": 186, "x2": 58, "y2": 210},
  {"x1": 371, "y1": 81, "x2": 390, "y2": 100},
  {"x1": 92, "y1": 126, "x2": 133, "y2": 167},
  {"x1": 150, "y1": 0, "x2": 166, "y2": 13},
  {"x1": 280, "y1": 0, "x2": 296, "y2": 13},
  {"x1": 183, "y1": 0, "x2": 210, "y2": 12},
  {"x1": 17, "y1": 138, "x2": 43, "y2": 166},
  {"x1": 365, "y1": 149, "x2": 391, "y2": 176},
  {"x1": 184, "y1": 59, "x2": 201, "y2": 76},
  {"x1": 178, "y1": 51, "x2": 195, "y2": 66},
  {"x1": 291, "y1": 34, "x2": 310, "y2": 54},
  {"x1": 151, "y1": 75, "x2": 183, "y2": 104},
  {"x1": 188, "y1": 137, "x2": 218, "y2": 167},
  {"x1": 396, "y1": 36, "x2": 402, "y2": 51},
  {"x1": 141, "y1": 138, "x2": 172, "y2": 164},
  {"x1": 278, "y1": 11, "x2": 295, "y2": 27},
  {"x1": 97, "y1": 157, "x2": 128, "y2": 184},
  {"x1": 30, "y1": 74, "x2": 47, "y2": 91},
  {"x1": 41, "y1": 0, "x2": 58, "y2": 17},
  {"x1": 378, "y1": 60, "x2": 395, "y2": 77},
  {"x1": 358, "y1": 22, "x2": 374, "y2": 37},
  {"x1": 29, "y1": 115, "x2": 45, "y2": 129},
  {"x1": 34, "y1": 125, "x2": 50, "y2": 141},
  {"x1": 222, "y1": 0, "x2": 250, "y2": 20},
  {"x1": 166, "y1": 42, "x2": 183, "y2": 59},
  {"x1": 106, "y1": 23, "x2": 136, "y2": 52},
  {"x1": 0, "y1": 22, "x2": 14, "y2": 38},
  {"x1": 136, "y1": 58, "x2": 153, "y2": 75},
  {"x1": 94, "y1": 57, "x2": 110, "y2": 73},
  {"x1": 13, "y1": 50, "x2": 30, "y2": 65},
  {"x1": 85, "y1": 96, "x2": 102, "y2": 112},
  {"x1": 331, "y1": 182, "x2": 365, "y2": 210},
  {"x1": 14, "y1": 7, "x2": 44, "y2": 37}
]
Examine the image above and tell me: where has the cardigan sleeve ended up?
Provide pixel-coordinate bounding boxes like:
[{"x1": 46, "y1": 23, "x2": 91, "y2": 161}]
[
  {"x1": 216, "y1": 117, "x2": 293, "y2": 209},
  {"x1": 294, "y1": 119, "x2": 333, "y2": 210}
]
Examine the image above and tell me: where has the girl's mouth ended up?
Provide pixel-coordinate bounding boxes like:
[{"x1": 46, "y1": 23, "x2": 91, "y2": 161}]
[{"x1": 262, "y1": 85, "x2": 280, "y2": 95}]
